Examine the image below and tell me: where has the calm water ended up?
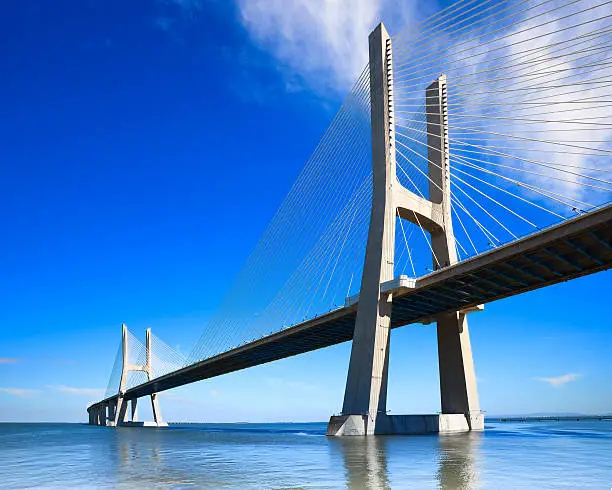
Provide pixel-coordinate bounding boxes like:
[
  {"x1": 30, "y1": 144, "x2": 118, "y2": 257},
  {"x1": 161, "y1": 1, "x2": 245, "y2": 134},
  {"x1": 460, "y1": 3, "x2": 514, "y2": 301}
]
[{"x1": 1, "y1": 421, "x2": 611, "y2": 489}]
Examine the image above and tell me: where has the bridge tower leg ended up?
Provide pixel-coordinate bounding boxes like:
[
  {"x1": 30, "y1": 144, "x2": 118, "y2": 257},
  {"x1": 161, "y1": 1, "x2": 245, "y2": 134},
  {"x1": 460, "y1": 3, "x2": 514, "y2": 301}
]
[
  {"x1": 130, "y1": 399, "x2": 138, "y2": 422},
  {"x1": 145, "y1": 328, "x2": 164, "y2": 426},
  {"x1": 327, "y1": 23, "x2": 483, "y2": 436},
  {"x1": 426, "y1": 77, "x2": 483, "y2": 431},
  {"x1": 110, "y1": 324, "x2": 130, "y2": 427}
]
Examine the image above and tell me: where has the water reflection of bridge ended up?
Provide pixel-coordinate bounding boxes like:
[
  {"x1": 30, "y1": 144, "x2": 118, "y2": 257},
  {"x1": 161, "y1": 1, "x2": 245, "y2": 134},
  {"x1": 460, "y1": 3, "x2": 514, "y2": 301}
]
[
  {"x1": 332, "y1": 432, "x2": 481, "y2": 489},
  {"x1": 111, "y1": 426, "x2": 483, "y2": 489}
]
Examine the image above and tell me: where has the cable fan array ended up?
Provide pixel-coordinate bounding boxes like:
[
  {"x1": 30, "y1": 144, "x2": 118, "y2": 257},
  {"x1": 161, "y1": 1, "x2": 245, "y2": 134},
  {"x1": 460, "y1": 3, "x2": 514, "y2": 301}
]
[
  {"x1": 103, "y1": 0, "x2": 612, "y2": 395},
  {"x1": 104, "y1": 342, "x2": 123, "y2": 399},
  {"x1": 187, "y1": 69, "x2": 373, "y2": 364},
  {"x1": 103, "y1": 71, "x2": 374, "y2": 394},
  {"x1": 390, "y1": 0, "x2": 612, "y2": 277}
]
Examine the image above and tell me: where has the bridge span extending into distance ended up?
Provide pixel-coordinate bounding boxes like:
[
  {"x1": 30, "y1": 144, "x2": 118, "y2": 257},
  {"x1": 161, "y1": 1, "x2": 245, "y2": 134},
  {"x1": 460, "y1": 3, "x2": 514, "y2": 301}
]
[{"x1": 88, "y1": 0, "x2": 612, "y2": 436}]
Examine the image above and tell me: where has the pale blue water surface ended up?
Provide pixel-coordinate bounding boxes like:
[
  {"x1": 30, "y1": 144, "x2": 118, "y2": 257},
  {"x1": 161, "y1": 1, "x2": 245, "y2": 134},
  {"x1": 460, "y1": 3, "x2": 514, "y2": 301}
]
[{"x1": 0, "y1": 420, "x2": 611, "y2": 489}]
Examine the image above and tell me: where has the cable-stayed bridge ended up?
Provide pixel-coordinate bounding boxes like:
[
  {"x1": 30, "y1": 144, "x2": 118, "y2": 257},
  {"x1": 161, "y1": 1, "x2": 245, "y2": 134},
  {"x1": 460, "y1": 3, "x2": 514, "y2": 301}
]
[{"x1": 88, "y1": 0, "x2": 612, "y2": 435}]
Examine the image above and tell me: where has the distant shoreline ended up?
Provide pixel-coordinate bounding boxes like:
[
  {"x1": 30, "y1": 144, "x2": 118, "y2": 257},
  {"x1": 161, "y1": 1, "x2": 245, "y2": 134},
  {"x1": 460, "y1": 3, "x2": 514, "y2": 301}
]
[
  {"x1": 1, "y1": 416, "x2": 611, "y2": 425},
  {"x1": 165, "y1": 416, "x2": 612, "y2": 425},
  {"x1": 489, "y1": 415, "x2": 612, "y2": 423}
]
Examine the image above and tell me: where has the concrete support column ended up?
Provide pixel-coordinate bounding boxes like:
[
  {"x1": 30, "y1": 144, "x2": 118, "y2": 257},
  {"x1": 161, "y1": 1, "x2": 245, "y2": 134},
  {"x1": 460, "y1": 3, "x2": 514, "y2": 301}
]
[
  {"x1": 150, "y1": 394, "x2": 163, "y2": 426},
  {"x1": 437, "y1": 313, "x2": 482, "y2": 429},
  {"x1": 108, "y1": 400, "x2": 118, "y2": 426},
  {"x1": 130, "y1": 399, "x2": 138, "y2": 422},
  {"x1": 114, "y1": 396, "x2": 129, "y2": 426}
]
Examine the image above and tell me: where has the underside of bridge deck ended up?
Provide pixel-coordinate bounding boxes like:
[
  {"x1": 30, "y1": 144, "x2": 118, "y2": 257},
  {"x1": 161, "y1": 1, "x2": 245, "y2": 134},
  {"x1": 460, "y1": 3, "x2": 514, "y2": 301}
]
[
  {"x1": 89, "y1": 204, "x2": 612, "y2": 411},
  {"x1": 392, "y1": 204, "x2": 612, "y2": 326}
]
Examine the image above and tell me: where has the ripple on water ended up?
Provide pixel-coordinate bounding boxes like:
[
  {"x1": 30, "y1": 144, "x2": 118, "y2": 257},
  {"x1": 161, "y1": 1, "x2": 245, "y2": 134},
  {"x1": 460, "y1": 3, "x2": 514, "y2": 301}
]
[{"x1": 0, "y1": 421, "x2": 611, "y2": 489}]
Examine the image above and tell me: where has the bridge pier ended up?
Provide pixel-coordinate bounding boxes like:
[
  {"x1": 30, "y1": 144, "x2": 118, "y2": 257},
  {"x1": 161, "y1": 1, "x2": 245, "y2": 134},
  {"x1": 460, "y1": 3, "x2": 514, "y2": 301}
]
[
  {"x1": 130, "y1": 398, "x2": 138, "y2": 422},
  {"x1": 112, "y1": 396, "x2": 128, "y2": 426},
  {"x1": 327, "y1": 23, "x2": 483, "y2": 436},
  {"x1": 437, "y1": 312, "x2": 483, "y2": 430},
  {"x1": 150, "y1": 394, "x2": 163, "y2": 425},
  {"x1": 90, "y1": 404, "x2": 106, "y2": 426}
]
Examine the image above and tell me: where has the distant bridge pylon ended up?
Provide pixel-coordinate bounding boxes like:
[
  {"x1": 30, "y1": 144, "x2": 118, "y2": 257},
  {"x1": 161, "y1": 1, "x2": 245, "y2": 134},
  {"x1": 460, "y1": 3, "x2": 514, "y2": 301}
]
[{"x1": 89, "y1": 325, "x2": 167, "y2": 427}]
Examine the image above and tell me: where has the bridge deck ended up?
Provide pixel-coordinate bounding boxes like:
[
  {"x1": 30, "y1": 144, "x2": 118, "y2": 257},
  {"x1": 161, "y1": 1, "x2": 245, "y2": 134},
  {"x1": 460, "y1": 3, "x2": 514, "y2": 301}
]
[{"x1": 90, "y1": 204, "x2": 612, "y2": 409}]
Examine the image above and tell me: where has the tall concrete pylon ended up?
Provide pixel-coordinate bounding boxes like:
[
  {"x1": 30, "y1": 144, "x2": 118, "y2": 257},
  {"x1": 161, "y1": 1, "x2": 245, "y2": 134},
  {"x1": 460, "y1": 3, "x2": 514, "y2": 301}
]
[
  {"x1": 327, "y1": 23, "x2": 483, "y2": 436},
  {"x1": 110, "y1": 324, "x2": 165, "y2": 427}
]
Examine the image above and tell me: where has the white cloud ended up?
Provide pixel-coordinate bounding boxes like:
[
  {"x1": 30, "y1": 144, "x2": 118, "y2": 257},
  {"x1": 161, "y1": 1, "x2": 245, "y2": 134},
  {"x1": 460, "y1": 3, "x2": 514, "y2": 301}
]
[
  {"x1": 237, "y1": 0, "x2": 423, "y2": 94},
  {"x1": 0, "y1": 388, "x2": 39, "y2": 397},
  {"x1": 0, "y1": 358, "x2": 19, "y2": 364},
  {"x1": 536, "y1": 373, "x2": 581, "y2": 387}
]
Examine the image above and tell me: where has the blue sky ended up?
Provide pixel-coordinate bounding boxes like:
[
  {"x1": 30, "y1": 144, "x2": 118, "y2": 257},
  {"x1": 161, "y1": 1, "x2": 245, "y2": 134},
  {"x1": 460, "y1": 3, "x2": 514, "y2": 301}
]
[{"x1": 0, "y1": 0, "x2": 610, "y2": 422}]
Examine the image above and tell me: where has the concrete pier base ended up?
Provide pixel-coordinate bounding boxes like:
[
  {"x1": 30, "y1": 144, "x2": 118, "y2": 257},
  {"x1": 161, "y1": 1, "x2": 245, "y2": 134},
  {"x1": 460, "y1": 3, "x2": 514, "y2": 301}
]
[
  {"x1": 327, "y1": 412, "x2": 484, "y2": 436},
  {"x1": 118, "y1": 421, "x2": 168, "y2": 428}
]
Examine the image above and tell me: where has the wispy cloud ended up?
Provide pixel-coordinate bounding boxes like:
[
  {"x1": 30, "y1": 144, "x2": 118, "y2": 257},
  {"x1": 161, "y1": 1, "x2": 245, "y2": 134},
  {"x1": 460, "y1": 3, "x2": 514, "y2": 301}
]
[
  {"x1": 0, "y1": 388, "x2": 39, "y2": 397},
  {"x1": 237, "y1": 0, "x2": 376, "y2": 92},
  {"x1": 237, "y1": 0, "x2": 423, "y2": 94},
  {"x1": 390, "y1": 0, "x2": 611, "y2": 230},
  {"x1": 152, "y1": 0, "x2": 427, "y2": 97},
  {"x1": 47, "y1": 386, "x2": 105, "y2": 397},
  {"x1": 535, "y1": 373, "x2": 581, "y2": 387},
  {"x1": 474, "y1": 1, "x2": 611, "y2": 203},
  {"x1": 0, "y1": 358, "x2": 20, "y2": 364}
]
